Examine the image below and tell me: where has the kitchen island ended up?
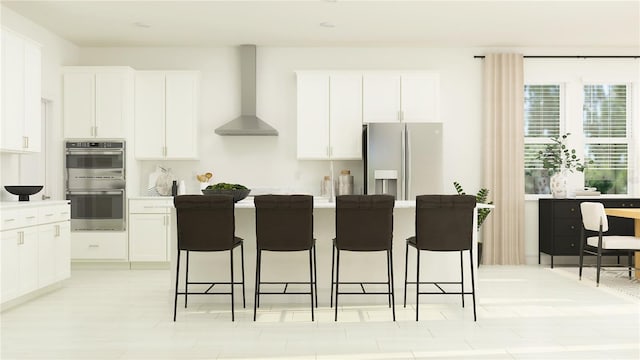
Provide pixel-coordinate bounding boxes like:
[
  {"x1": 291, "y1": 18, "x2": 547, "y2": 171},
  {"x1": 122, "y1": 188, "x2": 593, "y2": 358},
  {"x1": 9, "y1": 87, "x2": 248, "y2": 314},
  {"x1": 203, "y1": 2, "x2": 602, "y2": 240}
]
[{"x1": 168, "y1": 197, "x2": 492, "y2": 307}]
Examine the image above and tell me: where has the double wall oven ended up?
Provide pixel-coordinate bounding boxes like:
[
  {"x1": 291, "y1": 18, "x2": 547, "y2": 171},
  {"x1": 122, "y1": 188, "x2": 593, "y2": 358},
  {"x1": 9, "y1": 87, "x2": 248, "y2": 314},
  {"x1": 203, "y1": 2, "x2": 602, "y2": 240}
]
[{"x1": 65, "y1": 141, "x2": 126, "y2": 231}]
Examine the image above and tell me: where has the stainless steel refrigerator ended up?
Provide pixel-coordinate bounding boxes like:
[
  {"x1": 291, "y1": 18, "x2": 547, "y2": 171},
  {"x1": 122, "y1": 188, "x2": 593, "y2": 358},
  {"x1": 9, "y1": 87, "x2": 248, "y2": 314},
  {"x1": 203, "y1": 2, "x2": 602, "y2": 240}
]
[{"x1": 364, "y1": 123, "x2": 443, "y2": 200}]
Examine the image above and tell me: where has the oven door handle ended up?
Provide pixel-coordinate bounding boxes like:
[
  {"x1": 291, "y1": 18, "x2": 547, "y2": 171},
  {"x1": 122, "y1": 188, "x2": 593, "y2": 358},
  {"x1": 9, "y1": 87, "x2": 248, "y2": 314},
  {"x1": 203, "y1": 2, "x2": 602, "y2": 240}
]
[
  {"x1": 67, "y1": 190, "x2": 124, "y2": 195},
  {"x1": 66, "y1": 150, "x2": 124, "y2": 155}
]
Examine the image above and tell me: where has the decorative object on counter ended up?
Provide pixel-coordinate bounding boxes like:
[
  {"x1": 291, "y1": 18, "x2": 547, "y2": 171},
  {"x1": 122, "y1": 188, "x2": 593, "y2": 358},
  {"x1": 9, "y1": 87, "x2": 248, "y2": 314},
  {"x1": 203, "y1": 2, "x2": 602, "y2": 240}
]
[
  {"x1": 585, "y1": 179, "x2": 613, "y2": 194},
  {"x1": 202, "y1": 183, "x2": 250, "y2": 202},
  {"x1": 154, "y1": 167, "x2": 175, "y2": 196},
  {"x1": 4, "y1": 185, "x2": 43, "y2": 201},
  {"x1": 196, "y1": 172, "x2": 213, "y2": 190},
  {"x1": 535, "y1": 133, "x2": 590, "y2": 198},
  {"x1": 453, "y1": 181, "x2": 493, "y2": 266},
  {"x1": 337, "y1": 170, "x2": 354, "y2": 195},
  {"x1": 178, "y1": 180, "x2": 187, "y2": 195},
  {"x1": 321, "y1": 175, "x2": 332, "y2": 198},
  {"x1": 171, "y1": 181, "x2": 178, "y2": 196}
]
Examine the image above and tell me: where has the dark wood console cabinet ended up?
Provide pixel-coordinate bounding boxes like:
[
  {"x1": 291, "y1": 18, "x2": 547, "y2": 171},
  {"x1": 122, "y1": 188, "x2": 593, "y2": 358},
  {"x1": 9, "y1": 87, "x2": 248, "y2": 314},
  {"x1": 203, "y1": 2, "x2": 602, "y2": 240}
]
[{"x1": 538, "y1": 198, "x2": 640, "y2": 267}]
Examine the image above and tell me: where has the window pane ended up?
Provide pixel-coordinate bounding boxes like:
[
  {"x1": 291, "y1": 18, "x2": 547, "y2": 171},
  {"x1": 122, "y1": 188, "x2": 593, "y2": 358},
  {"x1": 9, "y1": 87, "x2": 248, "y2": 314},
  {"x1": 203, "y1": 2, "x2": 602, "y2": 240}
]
[
  {"x1": 524, "y1": 85, "x2": 560, "y2": 138},
  {"x1": 524, "y1": 144, "x2": 550, "y2": 194},
  {"x1": 583, "y1": 85, "x2": 627, "y2": 138},
  {"x1": 584, "y1": 143, "x2": 628, "y2": 194}
]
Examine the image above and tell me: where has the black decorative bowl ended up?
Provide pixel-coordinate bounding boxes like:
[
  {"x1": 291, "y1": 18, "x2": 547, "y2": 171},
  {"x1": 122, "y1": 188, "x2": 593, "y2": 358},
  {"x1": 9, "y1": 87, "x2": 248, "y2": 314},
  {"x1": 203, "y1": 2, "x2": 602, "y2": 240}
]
[
  {"x1": 5, "y1": 185, "x2": 44, "y2": 201},
  {"x1": 201, "y1": 188, "x2": 251, "y2": 202}
]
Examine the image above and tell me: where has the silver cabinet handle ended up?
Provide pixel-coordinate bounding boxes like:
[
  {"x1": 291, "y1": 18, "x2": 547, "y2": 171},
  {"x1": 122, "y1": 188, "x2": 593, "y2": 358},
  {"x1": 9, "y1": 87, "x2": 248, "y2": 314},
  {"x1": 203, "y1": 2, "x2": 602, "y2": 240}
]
[
  {"x1": 55, "y1": 224, "x2": 60, "y2": 237},
  {"x1": 4, "y1": 218, "x2": 16, "y2": 222},
  {"x1": 88, "y1": 244, "x2": 99, "y2": 248},
  {"x1": 45, "y1": 213, "x2": 54, "y2": 217},
  {"x1": 26, "y1": 216, "x2": 36, "y2": 219}
]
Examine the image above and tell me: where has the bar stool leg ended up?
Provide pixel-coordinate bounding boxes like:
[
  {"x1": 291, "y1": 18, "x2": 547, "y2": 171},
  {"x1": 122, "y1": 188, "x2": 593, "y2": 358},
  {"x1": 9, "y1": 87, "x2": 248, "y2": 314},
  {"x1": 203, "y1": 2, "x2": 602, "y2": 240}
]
[
  {"x1": 460, "y1": 250, "x2": 465, "y2": 308},
  {"x1": 230, "y1": 248, "x2": 235, "y2": 322},
  {"x1": 253, "y1": 250, "x2": 261, "y2": 321},
  {"x1": 469, "y1": 247, "x2": 477, "y2": 321},
  {"x1": 173, "y1": 250, "x2": 181, "y2": 321},
  {"x1": 330, "y1": 244, "x2": 335, "y2": 308},
  {"x1": 387, "y1": 249, "x2": 392, "y2": 308},
  {"x1": 313, "y1": 244, "x2": 318, "y2": 308},
  {"x1": 334, "y1": 249, "x2": 341, "y2": 322},
  {"x1": 416, "y1": 250, "x2": 420, "y2": 321},
  {"x1": 240, "y1": 243, "x2": 246, "y2": 308},
  {"x1": 309, "y1": 249, "x2": 314, "y2": 321},
  {"x1": 403, "y1": 242, "x2": 409, "y2": 308},
  {"x1": 185, "y1": 251, "x2": 189, "y2": 308},
  {"x1": 389, "y1": 249, "x2": 396, "y2": 321}
]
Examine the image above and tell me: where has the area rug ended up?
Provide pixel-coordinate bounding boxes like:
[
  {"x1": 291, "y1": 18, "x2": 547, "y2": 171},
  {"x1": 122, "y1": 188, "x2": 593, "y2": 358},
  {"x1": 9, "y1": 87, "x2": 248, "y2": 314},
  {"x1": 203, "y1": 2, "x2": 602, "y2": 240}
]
[{"x1": 551, "y1": 266, "x2": 640, "y2": 300}]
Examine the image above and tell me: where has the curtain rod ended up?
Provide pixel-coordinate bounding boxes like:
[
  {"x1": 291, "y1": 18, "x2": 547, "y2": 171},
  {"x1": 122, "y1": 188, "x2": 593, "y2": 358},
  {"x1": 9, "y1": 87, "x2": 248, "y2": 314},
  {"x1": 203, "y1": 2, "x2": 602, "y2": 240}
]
[{"x1": 474, "y1": 55, "x2": 640, "y2": 59}]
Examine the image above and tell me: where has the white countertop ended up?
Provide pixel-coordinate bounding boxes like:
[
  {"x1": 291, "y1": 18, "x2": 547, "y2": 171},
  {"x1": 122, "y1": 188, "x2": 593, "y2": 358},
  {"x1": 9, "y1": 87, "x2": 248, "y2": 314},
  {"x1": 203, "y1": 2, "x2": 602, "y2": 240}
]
[{"x1": 0, "y1": 200, "x2": 70, "y2": 209}]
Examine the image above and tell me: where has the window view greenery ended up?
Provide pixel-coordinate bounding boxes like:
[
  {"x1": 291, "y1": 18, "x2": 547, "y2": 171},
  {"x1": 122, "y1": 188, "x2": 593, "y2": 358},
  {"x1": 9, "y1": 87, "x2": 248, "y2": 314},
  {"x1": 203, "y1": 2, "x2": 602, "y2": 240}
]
[
  {"x1": 524, "y1": 85, "x2": 560, "y2": 194},
  {"x1": 523, "y1": 83, "x2": 631, "y2": 195},
  {"x1": 582, "y1": 84, "x2": 628, "y2": 194}
]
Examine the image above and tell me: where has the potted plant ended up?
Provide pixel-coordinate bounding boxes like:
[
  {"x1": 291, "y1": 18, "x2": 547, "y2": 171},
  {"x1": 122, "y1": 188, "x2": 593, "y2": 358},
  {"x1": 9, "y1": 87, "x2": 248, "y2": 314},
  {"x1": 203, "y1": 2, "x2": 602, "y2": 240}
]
[
  {"x1": 535, "y1": 133, "x2": 589, "y2": 198},
  {"x1": 453, "y1": 182, "x2": 493, "y2": 266}
]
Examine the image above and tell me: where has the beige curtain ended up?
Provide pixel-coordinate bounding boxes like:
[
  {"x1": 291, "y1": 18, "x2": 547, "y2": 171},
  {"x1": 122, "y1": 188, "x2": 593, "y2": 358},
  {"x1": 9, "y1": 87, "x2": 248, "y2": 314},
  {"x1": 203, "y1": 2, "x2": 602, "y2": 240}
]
[{"x1": 482, "y1": 53, "x2": 526, "y2": 265}]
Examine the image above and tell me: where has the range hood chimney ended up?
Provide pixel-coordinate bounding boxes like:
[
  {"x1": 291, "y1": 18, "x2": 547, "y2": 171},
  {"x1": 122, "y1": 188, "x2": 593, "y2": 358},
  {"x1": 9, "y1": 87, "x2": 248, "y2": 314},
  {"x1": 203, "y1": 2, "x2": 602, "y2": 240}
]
[{"x1": 215, "y1": 45, "x2": 278, "y2": 136}]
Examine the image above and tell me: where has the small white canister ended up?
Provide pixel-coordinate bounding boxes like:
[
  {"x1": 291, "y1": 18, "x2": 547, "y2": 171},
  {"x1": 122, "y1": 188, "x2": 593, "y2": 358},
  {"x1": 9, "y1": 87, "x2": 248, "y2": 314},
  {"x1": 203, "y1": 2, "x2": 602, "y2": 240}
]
[{"x1": 337, "y1": 170, "x2": 354, "y2": 195}]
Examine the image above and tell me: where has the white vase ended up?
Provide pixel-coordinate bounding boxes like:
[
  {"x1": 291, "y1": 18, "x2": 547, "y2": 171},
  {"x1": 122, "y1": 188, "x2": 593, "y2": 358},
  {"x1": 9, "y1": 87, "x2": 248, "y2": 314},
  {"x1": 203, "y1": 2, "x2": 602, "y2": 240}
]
[{"x1": 550, "y1": 171, "x2": 568, "y2": 198}]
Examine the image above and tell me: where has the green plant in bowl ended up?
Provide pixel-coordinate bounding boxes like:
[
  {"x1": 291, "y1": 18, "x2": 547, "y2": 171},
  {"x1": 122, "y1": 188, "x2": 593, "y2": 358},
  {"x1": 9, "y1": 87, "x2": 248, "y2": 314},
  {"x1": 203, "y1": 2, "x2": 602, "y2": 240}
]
[{"x1": 202, "y1": 183, "x2": 250, "y2": 202}]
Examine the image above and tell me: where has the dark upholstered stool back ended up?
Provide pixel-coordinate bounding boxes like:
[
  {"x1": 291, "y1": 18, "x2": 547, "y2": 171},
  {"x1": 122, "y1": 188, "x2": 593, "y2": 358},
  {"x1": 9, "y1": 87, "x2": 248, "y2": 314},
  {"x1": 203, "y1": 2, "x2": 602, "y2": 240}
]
[
  {"x1": 415, "y1": 195, "x2": 476, "y2": 251},
  {"x1": 335, "y1": 195, "x2": 395, "y2": 251},
  {"x1": 174, "y1": 195, "x2": 235, "y2": 251},
  {"x1": 254, "y1": 195, "x2": 313, "y2": 251}
]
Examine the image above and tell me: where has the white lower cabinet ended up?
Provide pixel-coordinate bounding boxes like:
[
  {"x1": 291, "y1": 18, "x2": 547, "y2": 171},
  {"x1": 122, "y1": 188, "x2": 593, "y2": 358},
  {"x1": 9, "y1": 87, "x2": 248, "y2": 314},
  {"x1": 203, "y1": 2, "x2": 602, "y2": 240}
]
[
  {"x1": 128, "y1": 198, "x2": 172, "y2": 262},
  {"x1": 0, "y1": 202, "x2": 71, "y2": 305}
]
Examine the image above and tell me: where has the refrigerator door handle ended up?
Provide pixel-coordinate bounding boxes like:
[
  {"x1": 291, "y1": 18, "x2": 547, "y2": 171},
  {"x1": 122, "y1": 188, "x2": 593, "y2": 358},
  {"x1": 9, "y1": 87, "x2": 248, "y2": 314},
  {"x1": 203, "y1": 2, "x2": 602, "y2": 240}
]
[
  {"x1": 406, "y1": 126, "x2": 412, "y2": 201},
  {"x1": 400, "y1": 124, "x2": 406, "y2": 200}
]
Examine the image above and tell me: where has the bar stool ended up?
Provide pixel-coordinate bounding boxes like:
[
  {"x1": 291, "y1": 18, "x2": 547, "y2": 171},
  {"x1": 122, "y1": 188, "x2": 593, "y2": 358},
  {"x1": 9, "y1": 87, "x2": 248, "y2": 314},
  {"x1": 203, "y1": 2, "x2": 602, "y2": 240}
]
[
  {"x1": 331, "y1": 195, "x2": 395, "y2": 321},
  {"x1": 403, "y1": 194, "x2": 477, "y2": 321},
  {"x1": 173, "y1": 195, "x2": 246, "y2": 321},
  {"x1": 253, "y1": 195, "x2": 317, "y2": 321}
]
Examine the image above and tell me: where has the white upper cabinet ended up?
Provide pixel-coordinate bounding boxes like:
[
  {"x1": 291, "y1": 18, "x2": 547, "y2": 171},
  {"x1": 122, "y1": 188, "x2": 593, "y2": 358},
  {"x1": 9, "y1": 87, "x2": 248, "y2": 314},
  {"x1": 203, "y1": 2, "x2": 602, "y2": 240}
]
[
  {"x1": 135, "y1": 71, "x2": 198, "y2": 160},
  {"x1": 297, "y1": 72, "x2": 362, "y2": 160},
  {"x1": 363, "y1": 72, "x2": 440, "y2": 123},
  {"x1": 1, "y1": 28, "x2": 41, "y2": 153},
  {"x1": 63, "y1": 67, "x2": 134, "y2": 139}
]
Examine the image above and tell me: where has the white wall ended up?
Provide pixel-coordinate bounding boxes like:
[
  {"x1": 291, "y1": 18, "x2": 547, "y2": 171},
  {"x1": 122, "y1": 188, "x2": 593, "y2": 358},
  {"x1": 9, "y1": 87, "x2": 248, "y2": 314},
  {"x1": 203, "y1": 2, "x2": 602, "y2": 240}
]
[
  {"x1": 0, "y1": 6, "x2": 80, "y2": 201},
  {"x1": 78, "y1": 47, "x2": 484, "y2": 197}
]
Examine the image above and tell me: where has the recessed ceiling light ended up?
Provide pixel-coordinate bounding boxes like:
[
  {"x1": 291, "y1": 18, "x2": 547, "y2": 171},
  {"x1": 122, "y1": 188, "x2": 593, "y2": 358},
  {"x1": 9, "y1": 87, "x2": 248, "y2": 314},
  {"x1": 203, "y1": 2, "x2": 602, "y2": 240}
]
[
  {"x1": 320, "y1": 22, "x2": 335, "y2": 28},
  {"x1": 133, "y1": 22, "x2": 151, "y2": 29}
]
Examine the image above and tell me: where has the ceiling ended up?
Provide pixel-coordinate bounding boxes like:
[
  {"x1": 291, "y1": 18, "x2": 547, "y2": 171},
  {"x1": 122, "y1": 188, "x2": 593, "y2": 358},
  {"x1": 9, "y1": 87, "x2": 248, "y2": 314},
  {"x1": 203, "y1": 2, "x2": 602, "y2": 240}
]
[{"x1": 3, "y1": 0, "x2": 639, "y2": 48}]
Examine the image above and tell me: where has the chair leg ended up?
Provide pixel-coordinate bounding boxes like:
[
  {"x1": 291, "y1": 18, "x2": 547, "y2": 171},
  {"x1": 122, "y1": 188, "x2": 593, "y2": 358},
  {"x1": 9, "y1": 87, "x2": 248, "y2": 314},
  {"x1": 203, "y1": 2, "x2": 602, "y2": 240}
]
[
  {"x1": 185, "y1": 251, "x2": 189, "y2": 308},
  {"x1": 253, "y1": 250, "x2": 261, "y2": 321},
  {"x1": 596, "y1": 246, "x2": 602, "y2": 286},
  {"x1": 416, "y1": 249, "x2": 420, "y2": 322},
  {"x1": 330, "y1": 243, "x2": 335, "y2": 308},
  {"x1": 173, "y1": 250, "x2": 181, "y2": 321},
  {"x1": 230, "y1": 247, "x2": 235, "y2": 322},
  {"x1": 460, "y1": 250, "x2": 465, "y2": 308},
  {"x1": 469, "y1": 248, "x2": 477, "y2": 322},
  {"x1": 309, "y1": 249, "x2": 314, "y2": 321},
  {"x1": 578, "y1": 231, "x2": 585, "y2": 280},
  {"x1": 629, "y1": 252, "x2": 633, "y2": 279},
  {"x1": 334, "y1": 249, "x2": 340, "y2": 322},
  {"x1": 313, "y1": 244, "x2": 318, "y2": 308},
  {"x1": 403, "y1": 241, "x2": 409, "y2": 308},
  {"x1": 389, "y1": 249, "x2": 396, "y2": 321},
  {"x1": 387, "y1": 248, "x2": 392, "y2": 308},
  {"x1": 240, "y1": 242, "x2": 246, "y2": 308}
]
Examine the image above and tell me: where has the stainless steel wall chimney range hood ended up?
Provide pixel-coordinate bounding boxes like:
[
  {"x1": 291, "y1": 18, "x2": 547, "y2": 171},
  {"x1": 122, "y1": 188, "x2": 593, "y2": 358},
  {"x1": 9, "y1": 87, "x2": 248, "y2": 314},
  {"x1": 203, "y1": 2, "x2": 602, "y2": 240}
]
[{"x1": 215, "y1": 45, "x2": 278, "y2": 136}]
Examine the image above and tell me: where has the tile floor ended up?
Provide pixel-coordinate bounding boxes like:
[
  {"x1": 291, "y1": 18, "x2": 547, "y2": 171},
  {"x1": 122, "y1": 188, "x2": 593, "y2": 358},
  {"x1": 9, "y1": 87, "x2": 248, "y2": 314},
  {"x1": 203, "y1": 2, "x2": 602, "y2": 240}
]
[{"x1": 1, "y1": 265, "x2": 639, "y2": 359}]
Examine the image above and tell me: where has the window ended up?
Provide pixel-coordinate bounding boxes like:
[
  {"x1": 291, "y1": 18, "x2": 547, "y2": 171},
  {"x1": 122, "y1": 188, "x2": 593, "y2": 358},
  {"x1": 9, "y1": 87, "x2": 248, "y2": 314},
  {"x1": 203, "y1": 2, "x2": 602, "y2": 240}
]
[
  {"x1": 583, "y1": 84, "x2": 629, "y2": 194},
  {"x1": 524, "y1": 85, "x2": 561, "y2": 194}
]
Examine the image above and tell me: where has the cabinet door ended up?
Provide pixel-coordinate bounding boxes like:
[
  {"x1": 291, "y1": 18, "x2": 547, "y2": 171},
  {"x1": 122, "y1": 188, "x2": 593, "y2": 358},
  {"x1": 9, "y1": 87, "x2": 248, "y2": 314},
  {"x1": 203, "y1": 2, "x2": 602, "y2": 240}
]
[
  {"x1": 95, "y1": 72, "x2": 126, "y2": 138},
  {"x1": 362, "y1": 74, "x2": 400, "y2": 123},
  {"x1": 165, "y1": 73, "x2": 198, "y2": 159},
  {"x1": 64, "y1": 72, "x2": 95, "y2": 138},
  {"x1": 37, "y1": 224, "x2": 56, "y2": 287},
  {"x1": 54, "y1": 221, "x2": 71, "y2": 281},
  {"x1": 296, "y1": 73, "x2": 330, "y2": 159},
  {"x1": 1, "y1": 230, "x2": 20, "y2": 302},
  {"x1": 129, "y1": 214, "x2": 168, "y2": 261},
  {"x1": 134, "y1": 72, "x2": 165, "y2": 159},
  {"x1": 23, "y1": 40, "x2": 41, "y2": 152},
  {"x1": 401, "y1": 73, "x2": 439, "y2": 123},
  {"x1": 1, "y1": 30, "x2": 25, "y2": 151},
  {"x1": 329, "y1": 74, "x2": 362, "y2": 159},
  {"x1": 18, "y1": 227, "x2": 39, "y2": 296}
]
